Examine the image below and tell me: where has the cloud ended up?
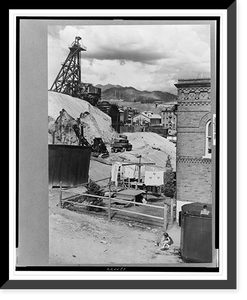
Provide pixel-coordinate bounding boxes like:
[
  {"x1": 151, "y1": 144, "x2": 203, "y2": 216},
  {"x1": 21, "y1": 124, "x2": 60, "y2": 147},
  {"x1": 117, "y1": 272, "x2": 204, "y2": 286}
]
[
  {"x1": 119, "y1": 60, "x2": 126, "y2": 65},
  {"x1": 53, "y1": 25, "x2": 170, "y2": 64},
  {"x1": 48, "y1": 24, "x2": 211, "y2": 93}
]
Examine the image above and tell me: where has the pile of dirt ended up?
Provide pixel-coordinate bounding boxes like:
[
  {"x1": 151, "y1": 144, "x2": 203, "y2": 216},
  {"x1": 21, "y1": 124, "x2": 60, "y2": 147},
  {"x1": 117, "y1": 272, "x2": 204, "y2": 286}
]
[
  {"x1": 108, "y1": 132, "x2": 176, "y2": 170},
  {"x1": 48, "y1": 91, "x2": 117, "y2": 144}
]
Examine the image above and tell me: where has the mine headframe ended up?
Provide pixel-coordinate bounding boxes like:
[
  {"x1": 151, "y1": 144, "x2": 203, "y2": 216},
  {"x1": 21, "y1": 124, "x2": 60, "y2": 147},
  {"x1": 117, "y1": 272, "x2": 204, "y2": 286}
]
[
  {"x1": 50, "y1": 36, "x2": 101, "y2": 105},
  {"x1": 49, "y1": 36, "x2": 87, "y2": 98}
]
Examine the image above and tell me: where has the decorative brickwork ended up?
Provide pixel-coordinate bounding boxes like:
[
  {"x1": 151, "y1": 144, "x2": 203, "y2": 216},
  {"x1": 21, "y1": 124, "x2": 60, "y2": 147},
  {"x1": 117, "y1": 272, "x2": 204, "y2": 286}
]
[
  {"x1": 178, "y1": 87, "x2": 211, "y2": 100},
  {"x1": 179, "y1": 101, "x2": 210, "y2": 106},
  {"x1": 177, "y1": 157, "x2": 212, "y2": 164}
]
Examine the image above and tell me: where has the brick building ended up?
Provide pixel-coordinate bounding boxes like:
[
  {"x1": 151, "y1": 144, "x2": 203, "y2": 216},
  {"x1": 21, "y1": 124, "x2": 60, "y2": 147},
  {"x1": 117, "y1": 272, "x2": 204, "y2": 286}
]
[
  {"x1": 174, "y1": 78, "x2": 212, "y2": 220},
  {"x1": 161, "y1": 104, "x2": 177, "y2": 134}
]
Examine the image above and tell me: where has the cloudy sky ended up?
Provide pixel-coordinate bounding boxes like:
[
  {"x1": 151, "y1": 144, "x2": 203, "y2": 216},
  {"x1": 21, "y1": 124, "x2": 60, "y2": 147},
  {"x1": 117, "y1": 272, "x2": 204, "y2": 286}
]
[{"x1": 48, "y1": 24, "x2": 211, "y2": 94}]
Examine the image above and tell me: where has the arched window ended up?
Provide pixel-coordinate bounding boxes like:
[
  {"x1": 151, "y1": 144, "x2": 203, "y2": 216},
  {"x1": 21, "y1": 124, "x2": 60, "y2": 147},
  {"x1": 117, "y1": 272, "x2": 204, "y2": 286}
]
[{"x1": 204, "y1": 120, "x2": 211, "y2": 158}]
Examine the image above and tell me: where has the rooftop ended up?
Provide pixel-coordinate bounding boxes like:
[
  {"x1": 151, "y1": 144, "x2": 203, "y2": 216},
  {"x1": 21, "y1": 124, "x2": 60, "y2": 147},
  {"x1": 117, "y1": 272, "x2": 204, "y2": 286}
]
[
  {"x1": 141, "y1": 111, "x2": 161, "y2": 119},
  {"x1": 174, "y1": 78, "x2": 211, "y2": 88},
  {"x1": 149, "y1": 114, "x2": 162, "y2": 119},
  {"x1": 177, "y1": 78, "x2": 211, "y2": 82}
]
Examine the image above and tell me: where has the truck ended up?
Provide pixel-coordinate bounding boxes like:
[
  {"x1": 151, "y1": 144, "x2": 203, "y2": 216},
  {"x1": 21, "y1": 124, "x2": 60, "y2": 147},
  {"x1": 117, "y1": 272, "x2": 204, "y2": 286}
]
[
  {"x1": 91, "y1": 137, "x2": 109, "y2": 158},
  {"x1": 111, "y1": 137, "x2": 132, "y2": 153}
]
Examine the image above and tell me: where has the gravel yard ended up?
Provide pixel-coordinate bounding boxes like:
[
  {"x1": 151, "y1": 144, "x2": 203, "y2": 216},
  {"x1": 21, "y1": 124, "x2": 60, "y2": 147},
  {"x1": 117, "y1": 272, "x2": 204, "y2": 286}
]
[{"x1": 49, "y1": 188, "x2": 182, "y2": 266}]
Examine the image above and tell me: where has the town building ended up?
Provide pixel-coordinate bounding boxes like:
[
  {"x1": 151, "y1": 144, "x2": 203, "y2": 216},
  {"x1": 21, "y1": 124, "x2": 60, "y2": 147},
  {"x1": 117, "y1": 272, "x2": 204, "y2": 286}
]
[
  {"x1": 133, "y1": 111, "x2": 162, "y2": 126},
  {"x1": 174, "y1": 78, "x2": 212, "y2": 221},
  {"x1": 123, "y1": 107, "x2": 135, "y2": 124},
  {"x1": 97, "y1": 101, "x2": 120, "y2": 132},
  {"x1": 161, "y1": 104, "x2": 177, "y2": 135},
  {"x1": 119, "y1": 108, "x2": 125, "y2": 124},
  {"x1": 97, "y1": 100, "x2": 111, "y2": 114}
]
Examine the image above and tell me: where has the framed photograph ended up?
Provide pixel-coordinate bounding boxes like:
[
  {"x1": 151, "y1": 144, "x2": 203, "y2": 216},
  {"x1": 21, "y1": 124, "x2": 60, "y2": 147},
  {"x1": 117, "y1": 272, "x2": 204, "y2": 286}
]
[{"x1": 6, "y1": 4, "x2": 236, "y2": 289}]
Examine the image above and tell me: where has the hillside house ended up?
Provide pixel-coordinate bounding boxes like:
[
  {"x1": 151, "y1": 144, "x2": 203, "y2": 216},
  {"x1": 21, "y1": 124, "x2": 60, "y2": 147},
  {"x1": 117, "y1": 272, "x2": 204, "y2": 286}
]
[{"x1": 133, "y1": 111, "x2": 162, "y2": 126}]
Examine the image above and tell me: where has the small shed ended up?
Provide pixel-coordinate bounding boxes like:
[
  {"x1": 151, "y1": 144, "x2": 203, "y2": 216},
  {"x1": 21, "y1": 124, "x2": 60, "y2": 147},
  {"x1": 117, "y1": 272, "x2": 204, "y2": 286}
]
[{"x1": 115, "y1": 189, "x2": 144, "y2": 204}]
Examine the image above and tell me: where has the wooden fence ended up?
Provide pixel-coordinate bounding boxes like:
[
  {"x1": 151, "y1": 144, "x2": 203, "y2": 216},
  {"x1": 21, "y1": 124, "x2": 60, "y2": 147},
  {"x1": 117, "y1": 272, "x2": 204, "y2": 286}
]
[{"x1": 58, "y1": 181, "x2": 170, "y2": 231}]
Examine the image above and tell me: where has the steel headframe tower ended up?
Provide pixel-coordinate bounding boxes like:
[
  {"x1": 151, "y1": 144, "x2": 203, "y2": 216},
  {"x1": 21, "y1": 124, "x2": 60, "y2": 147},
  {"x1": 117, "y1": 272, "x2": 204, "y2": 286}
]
[{"x1": 50, "y1": 36, "x2": 87, "y2": 98}]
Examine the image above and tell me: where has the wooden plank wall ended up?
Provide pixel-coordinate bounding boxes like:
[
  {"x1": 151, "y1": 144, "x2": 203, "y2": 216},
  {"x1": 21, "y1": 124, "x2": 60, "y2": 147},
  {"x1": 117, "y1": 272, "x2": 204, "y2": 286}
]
[{"x1": 48, "y1": 145, "x2": 91, "y2": 188}]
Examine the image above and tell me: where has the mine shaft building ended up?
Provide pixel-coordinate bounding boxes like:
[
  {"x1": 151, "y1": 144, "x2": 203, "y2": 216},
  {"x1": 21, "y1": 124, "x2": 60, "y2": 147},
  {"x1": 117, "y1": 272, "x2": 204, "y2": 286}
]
[{"x1": 174, "y1": 78, "x2": 212, "y2": 220}]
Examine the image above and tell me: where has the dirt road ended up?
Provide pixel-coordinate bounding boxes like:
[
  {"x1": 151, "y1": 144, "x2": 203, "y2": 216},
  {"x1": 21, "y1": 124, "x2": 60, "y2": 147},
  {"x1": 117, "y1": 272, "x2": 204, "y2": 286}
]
[{"x1": 49, "y1": 189, "x2": 183, "y2": 266}]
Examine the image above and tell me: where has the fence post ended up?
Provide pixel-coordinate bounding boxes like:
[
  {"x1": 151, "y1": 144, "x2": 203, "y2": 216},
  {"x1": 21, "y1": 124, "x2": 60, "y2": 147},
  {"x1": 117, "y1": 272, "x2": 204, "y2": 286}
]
[
  {"x1": 108, "y1": 178, "x2": 111, "y2": 221},
  {"x1": 163, "y1": 202, "x2": 168, "y2": 232},
  {"x1": 59, "y1": 181, "x2": 63, "y2": 208}
]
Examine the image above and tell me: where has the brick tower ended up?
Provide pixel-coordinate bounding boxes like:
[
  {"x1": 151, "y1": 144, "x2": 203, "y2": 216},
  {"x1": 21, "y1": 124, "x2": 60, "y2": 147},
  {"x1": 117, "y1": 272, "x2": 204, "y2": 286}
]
[{"x1": 174, "y1": 78, "x2": 212, "y2": 219}]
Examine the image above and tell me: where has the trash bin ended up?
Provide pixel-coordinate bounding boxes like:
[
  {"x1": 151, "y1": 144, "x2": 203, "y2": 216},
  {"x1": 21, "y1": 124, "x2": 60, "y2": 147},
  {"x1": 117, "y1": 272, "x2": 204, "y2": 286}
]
[{"x1": 180, "y1": 202, "x2": 212, "y2": 263}]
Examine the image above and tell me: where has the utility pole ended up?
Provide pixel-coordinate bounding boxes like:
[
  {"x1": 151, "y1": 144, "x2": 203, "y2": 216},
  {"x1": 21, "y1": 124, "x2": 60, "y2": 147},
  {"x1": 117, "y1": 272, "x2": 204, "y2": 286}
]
[{"x1": 137, "y1": 155, "x2": 142, "y2": 183}]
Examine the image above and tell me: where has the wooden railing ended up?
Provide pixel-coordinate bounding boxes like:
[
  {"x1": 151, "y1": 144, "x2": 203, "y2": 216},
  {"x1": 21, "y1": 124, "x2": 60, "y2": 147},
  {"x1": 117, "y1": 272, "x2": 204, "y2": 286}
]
[{"x1": 58, "y1": 181, "x2": 170, "y2": 231}]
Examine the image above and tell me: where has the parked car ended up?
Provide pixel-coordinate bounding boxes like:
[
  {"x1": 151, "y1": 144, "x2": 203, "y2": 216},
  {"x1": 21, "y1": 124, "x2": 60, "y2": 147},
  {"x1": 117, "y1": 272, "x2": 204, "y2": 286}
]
[{"x1": 118, "y1": 134, "x2": 128, "y2": 140}]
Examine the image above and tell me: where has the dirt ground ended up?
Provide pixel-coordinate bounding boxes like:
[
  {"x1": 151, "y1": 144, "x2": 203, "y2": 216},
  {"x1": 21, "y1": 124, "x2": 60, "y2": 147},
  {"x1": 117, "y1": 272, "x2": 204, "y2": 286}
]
[{"x1": 49, "y1": 189, "x2": 183, "y2": 266}]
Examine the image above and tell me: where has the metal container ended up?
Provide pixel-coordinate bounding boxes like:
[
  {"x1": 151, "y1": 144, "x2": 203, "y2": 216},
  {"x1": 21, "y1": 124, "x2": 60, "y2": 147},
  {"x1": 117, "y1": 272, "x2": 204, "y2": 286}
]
[
  {"x1": 49, "y1": 144, "x2": 91, "y2": 188},
  {"x1": 180, "y1": 202, "x2": 212, "y2": 263}
]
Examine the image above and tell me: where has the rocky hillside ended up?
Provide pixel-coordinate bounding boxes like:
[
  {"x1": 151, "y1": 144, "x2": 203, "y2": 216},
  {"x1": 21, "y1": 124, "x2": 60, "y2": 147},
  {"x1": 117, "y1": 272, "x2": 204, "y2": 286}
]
[
  {"x1": 95, "y1": 83, "x2": 122, "y2": 92},
  {"x1": 96, "y1": 84, "x2": 177, "y2": 103},
  {"x1": 48, "y1": 91, "x2": 118, "y2": 145}
]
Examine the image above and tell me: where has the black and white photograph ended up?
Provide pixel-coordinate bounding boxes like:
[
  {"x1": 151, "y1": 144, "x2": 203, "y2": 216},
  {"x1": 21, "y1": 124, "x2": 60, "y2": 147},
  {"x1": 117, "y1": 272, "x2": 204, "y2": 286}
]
[
  {"x1": 6, "y1": 5, "x2": 238, "y2": 290},
  {"x1": 47, "y1": 22, "x2": 216, "y2": 266}
]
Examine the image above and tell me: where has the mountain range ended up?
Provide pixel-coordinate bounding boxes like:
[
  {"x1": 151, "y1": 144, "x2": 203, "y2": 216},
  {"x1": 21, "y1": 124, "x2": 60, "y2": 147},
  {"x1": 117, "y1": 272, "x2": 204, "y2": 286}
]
[{"x1": 96, "y1": 84, "x2": 177, "y2": 103}]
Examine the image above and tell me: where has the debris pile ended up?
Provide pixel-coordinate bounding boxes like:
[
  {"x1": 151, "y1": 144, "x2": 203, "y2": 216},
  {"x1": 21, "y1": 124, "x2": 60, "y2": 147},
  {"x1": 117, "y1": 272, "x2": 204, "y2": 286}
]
[
  {"x1": 48, "y1": 91, "x2": 117, "y2": 144},
  {"x1": 84, "y1": 180, "x2": 106, "y2": 212},
  {"x1": 109, "y1": 132, "x2": 176, "y2": 170},
  {"x1": 63, "y1": 180, "x2": 106, "y2": 212}
]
